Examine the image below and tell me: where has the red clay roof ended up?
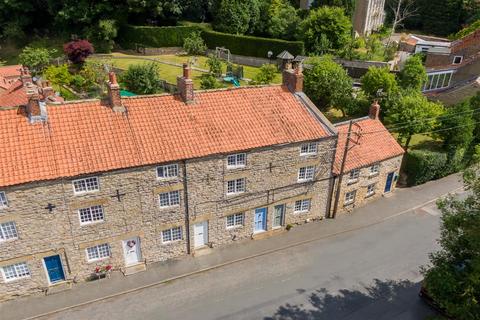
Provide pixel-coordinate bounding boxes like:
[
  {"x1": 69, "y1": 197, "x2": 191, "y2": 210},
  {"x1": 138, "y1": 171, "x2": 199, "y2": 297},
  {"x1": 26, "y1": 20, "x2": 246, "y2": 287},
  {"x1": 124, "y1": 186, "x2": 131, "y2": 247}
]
[
  {"x1": 0, "y1": 65, "x2": 21, "y2": 78},
  {"x1": 333, "y1": 118, "x2": 405, "y2": 174},
  {"x1": 0, "y1": 85, "x2": 333, "y2": 187},
  {"x1": 0, "y1": 80, "x2": 27, "y2": 107}
]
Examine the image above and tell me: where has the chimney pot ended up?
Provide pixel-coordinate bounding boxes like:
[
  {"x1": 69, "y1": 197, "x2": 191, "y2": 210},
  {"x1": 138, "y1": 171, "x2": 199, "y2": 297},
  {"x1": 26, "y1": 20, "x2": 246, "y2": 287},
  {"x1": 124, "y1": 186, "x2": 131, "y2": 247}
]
[
  {"x1": 369, "y1": 100, "x2": 381, "y2": 120},
  {"x1": 20, "y1": 66, "x2": 33, "y2": 87},
  {"x1": 183, "y1": 63, "x2": 191, "y2": 79},
  {"x1": 109, "y1": 72, "x2": 118, "y2": 84}
]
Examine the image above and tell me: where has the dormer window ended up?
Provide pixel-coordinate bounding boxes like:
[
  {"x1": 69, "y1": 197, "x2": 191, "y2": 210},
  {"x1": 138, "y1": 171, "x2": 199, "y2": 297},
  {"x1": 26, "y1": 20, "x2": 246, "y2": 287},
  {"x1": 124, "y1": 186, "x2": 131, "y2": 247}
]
[
  {"x1": 73, "y1": 177, "x2": 99, "y2": 194},
  {"x1": 157, "y1": 164, "x2": 179, "y2": 179},
  {"x1": 300, "y1": 142, "x2": 317, "y2": 155},
  {"x1": 453, "y1": 56, "x2": 463, "y2": 64},
  {"x1": 227, "y1": 153, "x2": 246, "y2": 168},
  {"x1": 0, "y1": 191, "x2": 7, "y2": 208}
]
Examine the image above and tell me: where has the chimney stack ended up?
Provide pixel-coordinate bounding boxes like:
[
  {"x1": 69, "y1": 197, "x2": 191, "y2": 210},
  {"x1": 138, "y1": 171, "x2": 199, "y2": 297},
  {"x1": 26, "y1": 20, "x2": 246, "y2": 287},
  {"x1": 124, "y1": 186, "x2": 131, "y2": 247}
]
[
  {"x1": 177, "y1": 63, "x2": 194, "y2": 104},
  {"x1": 369, "y1": 100, "x2": 381, "y2": 120},
  {"x1": 282, "y1": 65, "x2": 303, "y2": 93},
  {"x1": 41, "y1": 80, "x2": 55, "y2": 100},
  {"x1": 20, "y1": 67, "x2": 32, "y2": 87},
  {"x1": 107, "y1": 72, "x2": 125, "y2": 112},
  {"x1": 26, "y1": 85, "x2": 43, "y2": 120}
]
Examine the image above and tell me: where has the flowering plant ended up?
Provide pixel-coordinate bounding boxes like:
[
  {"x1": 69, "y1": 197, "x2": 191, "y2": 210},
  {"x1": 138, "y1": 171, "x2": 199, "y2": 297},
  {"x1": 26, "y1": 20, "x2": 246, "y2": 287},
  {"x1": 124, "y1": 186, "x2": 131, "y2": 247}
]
[{"x1": 94, "y1": 265, "x2": 112, "y2": 273}]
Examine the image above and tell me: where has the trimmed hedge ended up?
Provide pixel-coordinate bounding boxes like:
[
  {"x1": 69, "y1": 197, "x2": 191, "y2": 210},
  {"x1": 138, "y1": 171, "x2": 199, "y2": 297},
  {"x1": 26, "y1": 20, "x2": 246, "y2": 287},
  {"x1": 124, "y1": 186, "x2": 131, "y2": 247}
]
[{"x1": 116, "y1": 25, "x2": 199, "y2": 49}]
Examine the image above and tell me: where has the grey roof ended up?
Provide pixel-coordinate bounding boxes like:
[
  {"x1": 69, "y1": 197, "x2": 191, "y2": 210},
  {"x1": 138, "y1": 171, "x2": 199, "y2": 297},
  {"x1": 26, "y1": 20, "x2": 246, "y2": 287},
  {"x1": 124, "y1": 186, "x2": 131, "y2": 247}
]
[
  {"x1": 294, "y1": 55, "x2": 307, "y2": 62},
  {"x1": 277, "y1": 50, "x2": 294, "y2": 60}
]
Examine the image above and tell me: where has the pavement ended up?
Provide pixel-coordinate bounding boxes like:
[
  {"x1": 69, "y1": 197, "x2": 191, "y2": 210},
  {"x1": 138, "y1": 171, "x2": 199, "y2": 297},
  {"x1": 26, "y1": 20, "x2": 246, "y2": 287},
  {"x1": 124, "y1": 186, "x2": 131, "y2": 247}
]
[{"x1": 0, "y1": 173, "x2": 464, "y2": 320}]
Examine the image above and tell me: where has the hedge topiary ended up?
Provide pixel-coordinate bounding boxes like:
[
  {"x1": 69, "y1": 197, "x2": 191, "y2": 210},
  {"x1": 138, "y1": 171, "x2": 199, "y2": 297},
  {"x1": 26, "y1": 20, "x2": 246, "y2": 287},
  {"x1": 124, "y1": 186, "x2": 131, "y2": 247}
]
[
  {"x1": 117, "y1": 25, "x2": 199, "y2": 49},
  {"x1": 405, "y1": 150, "x2": 448, "y2": 186}
]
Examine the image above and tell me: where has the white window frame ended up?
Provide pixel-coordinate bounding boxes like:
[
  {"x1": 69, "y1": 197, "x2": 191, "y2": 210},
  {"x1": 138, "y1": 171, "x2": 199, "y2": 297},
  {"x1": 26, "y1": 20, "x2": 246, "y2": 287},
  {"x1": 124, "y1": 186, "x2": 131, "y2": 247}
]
[
  {"x1": 158, "y1": 190, "x2": 180, "y2": 208},
  {"x1": 348, "y1": 169, "x2": 360, "y2": 183},
  {"x1": 85, "y1": 243, "x2": 111, "y2": 262},
  {"x1": 344, "y1": 190, "x2": 356, "y2": 205},
  {"x1": 0, "y1": 191, "x2": 7, "y2": 208},
  {"x1": 162, "y1": 226, "x2": 182, "y2": 243},
  {"x1": 453, "y1": 56, "x2": 463, "y2": 65},
  {"x1": 294, "y1": 199, "x2": 311, "y2": 213},
  {"x1": 72, "y1": 177, "x2": 100, "y2": 194},
  {"x1": 298, "y1": 166, "x2": 315, "y2": 182},
  {"x1": 227, "y1": 153, "x2": 246, "y2": 168},
  {"x1": 0, "y1": 221, "x2": 18, "y2": 242},
  {"x1": 226, "y1": 178, "x2": 246, "y2": 195},
  {"x1": 423, "y1": 71, "x2": 454, "y2": 92},
  {"x1": 366, "y1": 184, "x2": 376, "y2": 197},
  {"x1": 369, "y1": 164, "x2": 380, "y2": 175},
  {"x1": 226, "y1": 213, "x2": 244, "y2": 229},
  {"x1": 300, "y1": 142, "x2": 317, "y2": 155},
  {"x1": 78, "y1": 205, "x2": 105, "y2": 225},
  {"x1": 156, "y1": 164, "x2": 179, "y2": 179},
  {"x1": 1, "y1": 262, "x2": 30, "y2": 282}
]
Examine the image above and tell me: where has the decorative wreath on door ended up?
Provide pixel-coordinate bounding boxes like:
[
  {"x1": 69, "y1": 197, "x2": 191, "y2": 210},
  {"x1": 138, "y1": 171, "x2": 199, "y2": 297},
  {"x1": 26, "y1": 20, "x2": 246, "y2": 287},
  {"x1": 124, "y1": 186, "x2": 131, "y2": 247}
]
[{"x1": 127, "y1": 240, "x2": 136, "y2": 248}]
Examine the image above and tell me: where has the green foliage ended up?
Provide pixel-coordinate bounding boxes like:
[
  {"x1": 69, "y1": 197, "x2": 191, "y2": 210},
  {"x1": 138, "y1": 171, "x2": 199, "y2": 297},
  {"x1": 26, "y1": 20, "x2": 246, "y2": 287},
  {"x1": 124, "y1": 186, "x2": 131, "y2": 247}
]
[
  {"x1": 304, "y1": 56, "x2": 353, "y2": 116},
  {"x1": 206, "y1": 54, "x2": 223, "y2": 77},
  {"x1": 422, "y1": 169, "x2": 480, "y2": 319},
  {"x1": 200, "y1": 73, "x2": 221, "y2": 89},
  {"x1": 70, "y1": 74, "x2": 87, "y2": 91},
  {"x1": 117, "y1": 25, "x2": 200, "y2": 49},
  {"x1": 43, "y1": 64, "x2": 73, "y2": 86},
  {"x1": 252, "y1": 64, "x2": 277, "y2": 85},
  {"x1": 398, "y1": 55, "x2": 428, "y2": 90},
  {"x1": 212, "y1": 0, "x2": 262, "y2": 35},
  {"x1": 266, "y1": 0, "x2": 300, "y2": 40},
  {"x1": 364, "y1": 34, "x2": 383, "y2": 61},
  {"x1": 300, "y1": 6, "x2": 352, "y2": 52},
  {"x1": 79, "y1": 59, "x2": 112, "y2": 94},
  {"x1": 361, "y1": 67, "x2": 399, "y2": 100},
  {"x1": 311, "y1": 0, "x2": 356, "y2": 17},
  {"x1": 438, "y1": 102, "x2": 475, "y2": 152},
  {"x1": 87, "y1": 19, "x2": 118, "y2": 53},
  {"x1": 453, "y1": 19, "x2": 480, "y2": 39},
  {"x1": 404, "y1": 150, "x2": 448, "y2": 185},
  {"x1": 183, "y1": 31, "x2": 207, "y2": 55},
  {"x1": 121, "y1": 63, "x2": 163, "y2": 94},
  {"x1": 470, "y1": 93, "x2": 480, "y2": 143},
  {"x1": 18, "y1": 46, "x2": 55, "y2": 75}
]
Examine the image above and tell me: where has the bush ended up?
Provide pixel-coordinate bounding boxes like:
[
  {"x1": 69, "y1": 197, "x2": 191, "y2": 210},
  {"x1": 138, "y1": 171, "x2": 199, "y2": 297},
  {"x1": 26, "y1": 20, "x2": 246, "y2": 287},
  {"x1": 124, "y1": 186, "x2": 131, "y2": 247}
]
[
  {"x1": 183, "y1": 31, "x2": 207, "y2": 55},
  {"x1": 43, "y1": 64, "x2": 73, "y2": 86},
  {"x1": 252, "y1": 64, "x2": 277, "y2": 85},
  {"x1": 206, "y1": 54, "x2": 223, "y2": 77},
  {"x1": 18, "y1": 46, "x2": 56, "y2": 75},
  {"x1": 117, "y1": 25, "x2": 199, "y2": 49},
  {"x1": 121, "y1": 63, "x2": 163, "y2": 94},
  {"x1": 200, "y1": 74, "x2": 221, "y2": 90},
  {"x1": 63, "y1": 40, "x2": 94, "y2": 64},
  {"x1": 87, "y1": 19, "x2": 118, "y2": 53}
]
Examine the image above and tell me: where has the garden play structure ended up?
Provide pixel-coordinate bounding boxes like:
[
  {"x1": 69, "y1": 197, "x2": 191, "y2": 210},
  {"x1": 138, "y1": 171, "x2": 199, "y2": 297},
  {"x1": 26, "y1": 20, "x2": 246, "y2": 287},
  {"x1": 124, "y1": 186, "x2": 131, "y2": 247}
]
[{"x1": 216, "y1": 47, "x2": 242, "y2": 87}]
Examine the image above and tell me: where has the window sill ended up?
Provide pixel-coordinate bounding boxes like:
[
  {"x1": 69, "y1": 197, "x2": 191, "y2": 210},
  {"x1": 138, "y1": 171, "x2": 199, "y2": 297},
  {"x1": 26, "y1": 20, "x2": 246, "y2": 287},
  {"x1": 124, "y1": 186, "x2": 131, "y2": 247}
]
[
  {"x1": 294, "y1": 210, "x2": 309, "y2": 214},
  {"x1": 162, "y1": 239, "x2": 183, "y2": 245},
  {"x1": 156, "y1": 177, "x2": 179, "y2": 181},
  {"x1": 86, "y1": 257, "x2": 110, "y2": 264},
  {"x1": 226, "y1": 225, "x2": 243, "y2": 230},
  {"x1": 74, "y1": 190, "x2": 100, "y2": 196},
  {"x1": 80, "y1": 220, "x2": 105, "y2": 227},
  {"x1": 3, "y1": 276, "x2": 31, "y2": 283},
  {"x1": 0, "y1": 238, "x2": 18, "y2": 244},
  {"x1": 226, "y1": 165, "x2": 246, "y2": 170},
  {"x1": 226, "y1": 192, "x2": 245, "y2": 197},
  {"x1": 365, "y1": 193, "x2": 375, "y2": 198},
  {"x1": 347, "y1": 179, "x2": 358, "y2": 185},
  {"x1": 300, "y1": 153, "x2": 317, "y2": 157},
  {"x1": 344, "y1": 201, "x2": 355, "y2": 207},
  {"x1": 159, "y1": 204, "x2": 180, "y2": 210},
  {"x1": 298, "y1": 179, "x2": 314, "y2": 183},
  {"x1": 368, "y1": 173, "x2": 379, "y2": 178}
]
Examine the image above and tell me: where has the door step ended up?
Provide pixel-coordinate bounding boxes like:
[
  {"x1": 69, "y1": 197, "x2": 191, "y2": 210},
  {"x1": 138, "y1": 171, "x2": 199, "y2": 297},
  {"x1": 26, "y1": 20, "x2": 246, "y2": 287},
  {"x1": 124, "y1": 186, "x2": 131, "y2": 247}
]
[
  {"x1": 121, "y1": 262, "x2": 146, "y2": 276},
  {"x1": 193, "y1": 246, "x2": 213, "y2": 257},
  {"x1": 44, "y1": 281, "x2": 73, "y2": 296}
]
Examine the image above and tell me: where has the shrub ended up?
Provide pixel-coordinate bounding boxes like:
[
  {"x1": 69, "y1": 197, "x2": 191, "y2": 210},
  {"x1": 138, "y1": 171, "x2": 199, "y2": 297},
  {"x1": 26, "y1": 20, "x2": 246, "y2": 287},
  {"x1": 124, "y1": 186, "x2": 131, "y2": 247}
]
[
  {"x1": 252, "y1": 64, "x2": 277, "y2": 85},
  {"x1": 18, "y1": 46, "x2": 56, "y2": 75},
  {"x1": 183, "y1": 31, "x2": 207, "y2": 55},
  {"x1": 206, "y1": 54, "x2": 223, "y2": 77},
  {"x1": 117, "y1": 25, "x2": 199, "y2": 49},
  {"x1": 405, "y1": 150, "x2": 448, "y2": 186},
  {"x1": 200, "y1": 74, "x2": 221, "y2": 90},
  {"x1": 43, "y1": 64, "x2": 73, "y2": 86},
  {"x1": 63, "y1": 40, "x2": 94, "y2": 64},
  {"x1": 121, "y1": 63, "x2": 163, "y2": 94},
  {"x1": 87, "y1": 19, "x2": 118, "y2": 53}
]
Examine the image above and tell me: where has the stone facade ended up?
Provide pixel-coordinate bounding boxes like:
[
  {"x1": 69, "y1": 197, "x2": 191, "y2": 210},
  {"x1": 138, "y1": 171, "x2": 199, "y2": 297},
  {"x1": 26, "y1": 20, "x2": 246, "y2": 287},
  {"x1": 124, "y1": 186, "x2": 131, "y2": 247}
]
[{"x1": 353, "y1": 0, "x2": 386, "y2": 36}]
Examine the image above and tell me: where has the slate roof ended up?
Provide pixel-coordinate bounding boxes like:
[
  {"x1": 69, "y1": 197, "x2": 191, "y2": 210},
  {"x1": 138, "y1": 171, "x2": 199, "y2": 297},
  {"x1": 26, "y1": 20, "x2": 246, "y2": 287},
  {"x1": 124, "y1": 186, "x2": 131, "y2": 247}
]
[{"x1": 277, "y1": 50, "x2": 294, "y2": 60}]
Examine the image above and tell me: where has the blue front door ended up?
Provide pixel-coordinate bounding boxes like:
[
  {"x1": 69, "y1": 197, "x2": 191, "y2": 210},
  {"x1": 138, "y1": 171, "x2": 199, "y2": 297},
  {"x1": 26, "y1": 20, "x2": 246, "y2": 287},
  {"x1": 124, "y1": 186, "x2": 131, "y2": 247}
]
[
  {"x1": 384, "y1": 172, "x2": 395, "y2": 193},
  {"x1": 44, "y1": 255, "x2": 65, "y2": 283},
  {"x1": 254, "y1": 208, "x2": 267, "y2": 232}
]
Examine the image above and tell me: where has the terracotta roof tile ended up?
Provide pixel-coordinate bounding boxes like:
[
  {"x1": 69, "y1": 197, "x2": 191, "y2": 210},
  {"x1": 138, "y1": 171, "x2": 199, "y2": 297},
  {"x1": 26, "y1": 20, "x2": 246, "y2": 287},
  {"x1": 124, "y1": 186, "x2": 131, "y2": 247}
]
[
  {"x1": 0, "y1": 80, "x2": 27, "y2": 107},
  {"x1": 0, "y1": 86, "x2": 333, "y2": 187},
  {"x1": 0, "y1": 65, "x2": 21, "y2": 78},
  {"x1": 333, "y1": 118, "x2": 405, "y2": 174}
]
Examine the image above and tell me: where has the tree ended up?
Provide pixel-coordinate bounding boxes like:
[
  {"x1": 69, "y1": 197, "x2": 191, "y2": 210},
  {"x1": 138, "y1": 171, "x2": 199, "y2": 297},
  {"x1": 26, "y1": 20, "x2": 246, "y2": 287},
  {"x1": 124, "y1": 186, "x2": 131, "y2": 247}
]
[
  {"x1": 213, "y1": 0, "x2": 262, "y2": 35},
  {"x1": 387, "y1": 0, "x2": 417, "y2": 37},
  {"x1": 252, "y1": 64, "x2": 277, "y2": 85},
  {"x1": 398, "y1": 55, "x2": 427, "y2": 90},
  {"x1": 304, "y1": 56, "x2": 353, "y2": 116},
  {"x1": 470, "y1": 93, "x2": 480, "y2": 143},
  {"x1": 63, "y1": 40, "x2": 94, "y2": 65},
  {"x1": 438, "y1": 102, "x2": 475, "y2": 152},
  {"x1": 87, "y1": 19, "x2": 118, "y2": 53},
  {"x1": 422, "y1": 168, "x2": 480, "y2": 319},
  {"x1": 361, "y1": 67, "x2": 399, "y2": 100},
  {"x1": 183, "y1": 31, "x2": 207, "y2": 55},
  {"x1": 79, "y1": 58, "x2": 113, "y2": 94},
  {"x1": 300, "y1": 6, "x2": 352, "y2": 52},
  {"x1": 266, "y1": 0, "x2": 300, "y2": 40},
  {"x1": 415, "y1": 0, "x2": 466, "y2": 36},
  {"x1": 43, "y1": 64, "x2": 73, "y2": 86},
  {"x1": 311, "y1": 0, "x2": 356, "y2": 17},
  {"x1": 200, "y1": 73, "x2": 221, "y2": 89},
  {"x1": 121, "y1": 63, "x2": 163, "y2": 94},
  {"x1": 205, "y1": 54, "x2": 223, "y2": 77},
  {"x1": 385, "y1": 91, "x2": 444, "y2": 149},
  {"x1": 18, "y1": 47, "x2": 56, "y2": 75},
  {"x1": 364, "y1": 34, "x2": 383, "y2": 60}
]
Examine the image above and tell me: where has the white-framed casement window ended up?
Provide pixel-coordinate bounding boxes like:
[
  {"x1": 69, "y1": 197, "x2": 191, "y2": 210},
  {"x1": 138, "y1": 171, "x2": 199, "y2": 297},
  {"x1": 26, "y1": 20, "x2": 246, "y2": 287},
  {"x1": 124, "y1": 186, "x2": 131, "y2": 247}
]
[
  {"x1": 423, "y1": 71, "x2": 454, "y2": 92},
  {"x1": 72, "y1": 177, "x2": 99, "y2": 194},
  {"x1": 86, "y1": 243, "x2": 111, "y2": 262},
  {"x1": 344, "y1": 190, "x2": 356, "y2": 205},
  {"x1": 1, "y1": 262, "x2": 30, "y2": 282},
  {"x1": 453, "y1": 56, "x2": 463, "y2": 64},
  {"x1": 300, "y1": 142, "x2": 317, "y2": 155},
  {"x1": 366, "y1": 184, "x2": 376, "y2": 197},
  {"x1": 78, "y1": 205, "x2": 104, "y2": 225},
  {"x1": 162, "y1": 226, "x2": 182, "y2": 243},
  {"x1": 369, "y1": 164, "x2": 380, "y2": 175},
  {"x1": 0, "y1": 221, "x2": 18, "y2": 242},
  {"x1": 226, "y1": 178, "x2": 246, "y2": 195},
  {"x1": 156, "y1": 164, "x2": 179, "y2": 179},
  {"x1": 159, "y1": 190, "x2": 180, "y2": 207},
  {"x1": 298, "y1": 166, "x2": 315, "y2": 182},
  {"x1": 227, "y1": 153, "x2": 246, "y2": 168},
  {"x1": 348, "y1": 169, "x2": 360, "y2": 183},
  {"x1": 294, "y1": 199, "x2": 311, "y2": 213},
  {"x1": 226, "y1": 212, "x2": 244, "y2": 228},
  {"x1": 0, "y1": 191, "x2": 8, "y2": 208}
]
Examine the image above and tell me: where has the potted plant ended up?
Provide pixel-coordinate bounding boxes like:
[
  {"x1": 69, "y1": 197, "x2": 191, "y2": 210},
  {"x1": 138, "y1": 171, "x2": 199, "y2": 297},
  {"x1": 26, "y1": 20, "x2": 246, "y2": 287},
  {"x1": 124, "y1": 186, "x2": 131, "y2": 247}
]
[{"x1": 94, "y1": 265, "x2": 113, "y2": 280}]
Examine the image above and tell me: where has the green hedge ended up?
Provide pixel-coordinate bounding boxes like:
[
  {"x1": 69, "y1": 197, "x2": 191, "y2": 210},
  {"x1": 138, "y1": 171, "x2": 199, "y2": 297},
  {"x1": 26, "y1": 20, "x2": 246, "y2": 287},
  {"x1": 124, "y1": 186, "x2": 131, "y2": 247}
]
[{"x1": 116, "y1": 25, "x2": 199, "y2": 49}]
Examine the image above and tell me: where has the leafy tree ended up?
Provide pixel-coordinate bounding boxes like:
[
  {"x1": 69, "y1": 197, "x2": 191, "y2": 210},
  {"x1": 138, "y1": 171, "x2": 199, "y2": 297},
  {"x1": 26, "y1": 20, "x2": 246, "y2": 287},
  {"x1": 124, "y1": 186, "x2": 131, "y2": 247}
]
[
  {"x1": 364, "y1": 34, "x2": 383, "y2": 60},
  {"x1": 183, "y1": 31, "x2": 207, "y2": 55},
  {"x1": 63, "y1": 40, "x2": 94, "y2": 65},
  {"x1": 121, "y1": 63, "x2": 163, "y2": 94},
  {"x1": 422, "y1": 168, "x2": 480, "y2": 319},
  {"x1": 266, "y1": 0, "x2": 300, "y2": 40},
  {"x1": 79, "y1": 58, "x2": 113, "y2": 93},
  {"x1": 300, "y1": 6, "x2": 352, "y2": 52},
  {"x1": 398, "y1": 55, "x2": 427, "y2": 90},
  {"x1": 252, "y1": 64, "x2": 277, "y2": 85},
  {"x1": 18, "y1": 47, "x2": 56, "y2": 75},
  {"x1": 205, "y1": 54, "x2": 223, "y2": 77},
  {"x1": 200, "y1": 73, "x2": 221, "y2": 89},
  {"x1": 87, "y1": 19, "x2": 118, "y2": 53},
  {"x1": 311, "y1": 0, "x2": 356, "y2": 17},
  {"x1": 470, "y1": 93, "x2": 480, "y2": 143},
  {"x1": 213, "y1": 0, "x2": 262, "y2": 35},
  {"x1": 304, "y1": 56, "x2": 353, "y2": 116},
  {"x1": 385, "y1": 91, "x2": 444, "y2": 149},
  {"x1": 43, "y1": 64, "x2": 73, "y2": 86},
  {"x1": 438, "y1": 102, "x2": 475, "y2": 152},
  {"x1": 361, "y1": 67, "x2": 399, "y2": 100},
  {"x1": 415, "y1": 0, "x2": 467, "y2": 36}
]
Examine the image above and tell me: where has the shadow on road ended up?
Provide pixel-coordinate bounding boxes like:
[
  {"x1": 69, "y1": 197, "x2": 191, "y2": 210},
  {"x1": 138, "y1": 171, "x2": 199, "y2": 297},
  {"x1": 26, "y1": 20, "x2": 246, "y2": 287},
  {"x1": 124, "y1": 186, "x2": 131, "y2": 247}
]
[{"x1": 264, "y1": 279, "x2": 437, "y2": 320}]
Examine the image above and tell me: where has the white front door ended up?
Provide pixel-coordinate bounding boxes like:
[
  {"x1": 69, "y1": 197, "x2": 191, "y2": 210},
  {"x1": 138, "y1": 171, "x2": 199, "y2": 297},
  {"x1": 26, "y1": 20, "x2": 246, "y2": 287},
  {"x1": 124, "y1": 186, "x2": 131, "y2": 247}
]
[
  {"x1": 193, "y1": 221, "x2": 208, "y2": 248},
  {"x1": 122, "y1": 237, "x2": 141, "y2": 266}
]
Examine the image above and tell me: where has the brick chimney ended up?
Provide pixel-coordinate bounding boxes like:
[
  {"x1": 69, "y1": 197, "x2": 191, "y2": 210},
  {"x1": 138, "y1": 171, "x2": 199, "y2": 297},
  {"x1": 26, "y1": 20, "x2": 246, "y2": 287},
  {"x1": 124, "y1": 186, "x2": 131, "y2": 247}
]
[
  {"x1": 41, "y1": 80, "x2": 55, "y2": 100},
  {"x1": 20, "y1": 67, "x2": 32, "y2": 87},
  {"x1": 177, "y1": 63, "x2": 194, "y2": 104},
  {"x1": 369, "y1": 100, "x2": 381, "y2": 120},
  {"x1": 26, "y1": 84, "x2": 44, "y2": 121},
  {"x1": 107, "y1": 72, "x2": 124, "y2": 112},
  {"x1": 282, "y1": 64, "x2": 303, "y2": 93}
]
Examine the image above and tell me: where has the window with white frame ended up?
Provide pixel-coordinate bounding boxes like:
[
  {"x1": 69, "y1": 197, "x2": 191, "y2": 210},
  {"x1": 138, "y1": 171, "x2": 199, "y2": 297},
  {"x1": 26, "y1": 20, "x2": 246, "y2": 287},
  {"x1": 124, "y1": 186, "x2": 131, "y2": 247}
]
[
  {"x1": 0, "y1": 191, "x2": 7, "y2": 208},
  {"x1": 227, "y1": 153, "x2": 246, "y2": 168},
  {"x1": 369, "y1": 164, "x2": 380, "y2": 175},
  {"x1": 86, "y1": 243, "x2": 111, "y2": 261},
  {"x1": 423, "y1": 71, "x2": 453, "y2": 92},
  {"x1": 366, "y1": 184, "x2": 376, "y2": 197},
  {"x1": 348, "y1": 169, "x2": 360, "y2": 183},
  {"x1": 226, "y1": 212, "x2": 244, "y2": 228},
  {"x1": 0, "y1": 221, "x2": 18, "y2": 242},
  {"x1": 159, "y1": 190, "x2": 180, "y2": 207},
  {"x1": 1, "y1": 262, "x2": 30, "y2": 281},
  {"x1": 453, "y1": 56, "x2": 463, "y2": 64},
  {"x1": 298, "y1": 166, "x2": 315, "y2": 182},
  {"x1": 72, "y1": 177, "x2": 99, "y2": 194},
  {"x1": 162, "y1": 226, "x2": 182, "y2": 243},
  {"x1": 344, "y1": 190, "x2": 356, "y2": 205},
  {"x1": 294, "y1": 199, "x2": 311, "y2": 213},
  {"x1": 300, "y1": 142, "x2": 317, "y2": 155},
  {"x1": 156, "y1": 164, "x2": 178, "y2": 179},
  {"x1": 78, "y1": 205, "x2": 104, "y2": 225},
  {"x1": 226, "y1": 178, "x2": 246, "y2": 195}
]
